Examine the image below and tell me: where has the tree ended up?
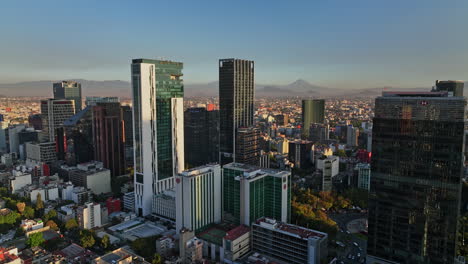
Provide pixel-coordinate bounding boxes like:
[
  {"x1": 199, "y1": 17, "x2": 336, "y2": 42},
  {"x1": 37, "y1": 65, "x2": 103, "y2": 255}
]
[
  {"x1": 65, "y1": 218, "x2": 78, "y2": 230},
  {"x1": 131, "y1": 235, "x2": 161, "y2": 260},
  {"x1": 80, "y1": 230, "x2": 95, "y2": 248},
  {"x1": 35, "y1": 193, "x2": 44, "y2": 210},
  {"x1": 14, "y1": 227, "x2": 25, "y2": 238},
  {"x1": 43, "y1": 209, "x2": 57, "y2": 222},
  {"x1": 23, "y1": 206, "x2": 35, "y2": 219},
  {"x1": 101, "y1": 234, "x2": 110, "y2": 249},
  {"x1": 27, "y1": 232, "x2": 45, "y2": 247},
  {"x1": 152, "y1": 253, "x2": 162, "y2": 264},
  {"x1": 46, "y1": 220, "x2": 59, "y2": 231},
  {"x1": 335, "y1": 149, "x2": 347, "y2": 157},
  {"x1": 16, "y1": 202, "x2": 26, "y2": 214}
]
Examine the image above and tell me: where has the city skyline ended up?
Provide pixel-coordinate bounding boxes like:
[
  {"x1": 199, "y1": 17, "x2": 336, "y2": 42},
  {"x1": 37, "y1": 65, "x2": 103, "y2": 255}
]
[{"x1": 0, "y1": 1, "x2": 467, "y2": 89}]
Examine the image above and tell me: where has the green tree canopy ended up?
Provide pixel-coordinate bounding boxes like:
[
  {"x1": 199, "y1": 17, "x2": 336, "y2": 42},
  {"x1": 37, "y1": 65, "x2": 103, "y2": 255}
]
[
  {"x1": 101, "y1": 234, "x2": 110, "y2": 249},
  {"x1": 79, "y1": 229, "x2": 96, "y2": 248},
  {"x1": 65, "y1": 218, "x2": 79, "y2": 230},
  {"x1": 27, "y1": 232, "x2": 45, "y2": 247},
  {"x1": 23, "y1": 206, "x2": 35, "y2": 219},
  {"x1": 35, "y1": 193, "x2": 44, "y2": 210}
]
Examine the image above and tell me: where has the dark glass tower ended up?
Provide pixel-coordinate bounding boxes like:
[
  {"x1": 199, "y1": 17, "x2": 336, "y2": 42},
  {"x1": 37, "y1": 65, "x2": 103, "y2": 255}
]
[
  {"x1": 301, "y1": 99, "x2": 325, "y2": 139},
  {"x1": 53, "y1": 81, "x2": 82, "y2": 113},
  {"x1": 219, "y1": 58, "x2": 254, "y2": 164},
  {"x1": 367, "y1": 91, "x2": 466, "y2": 264},
  {"x1": 434, "y1": 80, "x2": 464, "y2": 97},
  {"x1": 184, "y1": 107, "x2": 219, "y2": 168},
  {"x1": 235, "y1": 127, "x2": 261, "y2": 166},
  {"x1": 121, "y1": 105, "x2": 134, "y2": 166}
]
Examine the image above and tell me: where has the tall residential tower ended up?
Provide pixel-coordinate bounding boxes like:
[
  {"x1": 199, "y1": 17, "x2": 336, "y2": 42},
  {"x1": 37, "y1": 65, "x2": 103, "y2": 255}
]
[
  {"x1": 219, "y1": 59, "x2": 254, "y2": 165},
  {"x1": 131, "y1": 59, "x2": 184, "y2": 216}
]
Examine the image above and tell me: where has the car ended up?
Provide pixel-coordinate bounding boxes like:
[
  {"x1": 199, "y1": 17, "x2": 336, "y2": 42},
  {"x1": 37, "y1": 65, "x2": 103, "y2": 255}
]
[
  {"x1": 346, "y1": 231, "x2": 351, "y2": 234},
  {"x1": 359, "y1": 258, "x2": 366, "y2": 264},
  {"x1": 357, "y1": 252, "x2": 361, "y2": 257},
  {"x1": 353, "y1": 242, "x2": 359, "y2": 247},
  {"x1": 348, "y1": 254, "x2": 352, "y2": 259},
  {"x1": 352, "y1": 256, "x2": 355, "y2": 260}
]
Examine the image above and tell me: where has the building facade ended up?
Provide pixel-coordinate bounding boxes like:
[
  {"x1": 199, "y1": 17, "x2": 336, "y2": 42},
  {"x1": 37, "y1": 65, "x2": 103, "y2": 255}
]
[
  {"x1": 252, "y1": 217, "x2": 328, "y2": 264},
  {"x1": 368, "y1": 91, "x2": 466, "y2": 263},
  {"x1": 53, "y1": 81, "x2": 82, "y2": 113},
  {"x1": 301, "y1": 99, "x2": 325, "y2": 139},
  {"x1": 92, "y1": 102, "x2": 126, "y2": 177},
  {"x1": 131, "y1": 59, "x2": 184, "y2": 216},
  {"x1": 77, "y1": 202, "x2": 102, "y2": 229},
  {"x1": 184, "y1": 107, "x2": 219, "y2": 168},
  {"x1": 235, "y1": 127, "x2": 261, "y2": 166},
  {"x1": 41, "y1": 99, "x2": 75, "y2": 142},
  {"x1": 355, "y1": 163, "x2": 370, "y2": 191},
  {"x1": 175, "y1": 164, "x2": 222, "y2": 232},
  {"x1": 219, "y1": 58, "x2": 254, "y2": 165},
  {"x1": 288, "y1": 140, "x2": 314, "y2": 169},
  {"x1": 433, "y1": 80, "x2": 464, "y2": 96},
  {"x1": 223, "y1": 163, "x2": 291, "y2": 226}
]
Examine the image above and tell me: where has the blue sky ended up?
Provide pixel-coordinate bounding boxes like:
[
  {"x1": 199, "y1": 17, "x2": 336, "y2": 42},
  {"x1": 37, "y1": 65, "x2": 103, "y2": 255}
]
[{"x1": 0, "y1": 0, "x2": 467, "y2": 89}]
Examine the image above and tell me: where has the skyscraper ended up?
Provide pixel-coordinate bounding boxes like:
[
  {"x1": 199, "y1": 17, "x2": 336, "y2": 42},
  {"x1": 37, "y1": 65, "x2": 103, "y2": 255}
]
[
  {"x1": 131, "y1": 59, "x2": 184, "y2": 216},
  {"x1": 64, "y1": 106, "x2": 94, "y2": 165},
  {"x1": 301, "y1": 99, "x2": 325, "y2": 139},
  {"x1": 184, "y1": 107, "x2": 219, "y2": 168},
  {"x1": 367, "y1": 91, "x2": 466, "y2": 264},
  {"x1": 433, "y1": 80, "x2": 464, "y2": 97},
  {"x1": 92, "y1": 102, "x2": 126, "y2": 177},
  {"x1": 219, "y1": 58, "x2": 254, "y2": 164},
  {"x1": 235, "y1": 127, "x2": 261, "y2": 166},
  {"x1": 41, "y1": 99, "x2": 75, "y2": 142},
  {"x1": 53, "y1": 81, "x2": 82, "y2": 113},
  {"x1": 121, "y1": 105, "x2": 134, "y2": 166}
]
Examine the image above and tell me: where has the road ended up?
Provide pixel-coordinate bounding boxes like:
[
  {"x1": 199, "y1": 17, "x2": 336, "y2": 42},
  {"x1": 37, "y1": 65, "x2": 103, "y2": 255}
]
[{"x1": 330, "y1": 212, "x2": 368, "y2": 264}]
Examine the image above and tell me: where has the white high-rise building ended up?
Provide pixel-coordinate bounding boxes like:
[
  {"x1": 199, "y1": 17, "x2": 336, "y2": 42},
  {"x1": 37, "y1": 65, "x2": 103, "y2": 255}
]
[
  {"x1": 77, "y1": 202, "x2": 102, "y2": 229},
  {"x1": 131, "y1": 59, "x2": 185, "y2": 216},
  {"x1": 176, "y1": 164, "x2": 222, "y2": 233}
]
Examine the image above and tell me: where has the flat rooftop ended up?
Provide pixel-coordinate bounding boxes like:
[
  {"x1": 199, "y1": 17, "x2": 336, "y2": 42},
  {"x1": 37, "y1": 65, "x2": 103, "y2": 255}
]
[
  {"x1": 255, "y1": 218, "x2": 327, "y2": 240},
  {"x1": 224, "y1": 225, "x2": 250, "y2": 241},
  {"x1": 180, "y1": 163, "x2": 219, "y2": 177},
  {"x1": 225, "y1": 163, "x2": 290, "y2": 180}
]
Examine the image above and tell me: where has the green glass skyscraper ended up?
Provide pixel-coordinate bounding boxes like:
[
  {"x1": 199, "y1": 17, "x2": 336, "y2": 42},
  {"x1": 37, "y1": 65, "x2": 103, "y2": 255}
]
[
  {"x1": 223, "y1": 163, "x2": 291, "y2": 226},
  {"x1": 131, "y1": 59, "x2": 185, "y2": 216},
  {"x1": 301, "y1": 99, "x2": 325, "y2": 139}
]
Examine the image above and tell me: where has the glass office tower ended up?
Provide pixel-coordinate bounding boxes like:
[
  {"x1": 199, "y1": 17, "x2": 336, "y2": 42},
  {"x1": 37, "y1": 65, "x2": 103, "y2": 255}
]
[
  {"x1": 367, "y1": 91, "x2": 466, "y2": 264},
  {"x1": 301, "y1": 99, "x2": 325, "y2": 139},
  {"x1": 53, "y1": 81, "x2": 82, "y2": 113},
  {"x1": 131, "y1": 59, "x2": 184, "y2": 216},
  {"x1": 219, "y1": 59, "x2": 254, "y2": 165}
]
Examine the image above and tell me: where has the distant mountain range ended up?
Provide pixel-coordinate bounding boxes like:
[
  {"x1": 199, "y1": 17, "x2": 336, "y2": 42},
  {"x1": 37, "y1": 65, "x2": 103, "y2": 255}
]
[{"x1": 0, "y1": 79, "x2": 466, "y2": 98}]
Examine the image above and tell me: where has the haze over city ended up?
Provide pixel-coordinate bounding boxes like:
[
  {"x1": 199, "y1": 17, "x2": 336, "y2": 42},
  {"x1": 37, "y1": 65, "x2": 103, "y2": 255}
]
[{"x1": 1, "y1": 0, "x2": 468, "y2": 89}]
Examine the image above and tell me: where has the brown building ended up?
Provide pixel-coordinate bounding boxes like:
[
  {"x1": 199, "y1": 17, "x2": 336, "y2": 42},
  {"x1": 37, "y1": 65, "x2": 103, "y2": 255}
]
[{"x1": 92, "y1": 102, "x2": 126, "y2": 177}]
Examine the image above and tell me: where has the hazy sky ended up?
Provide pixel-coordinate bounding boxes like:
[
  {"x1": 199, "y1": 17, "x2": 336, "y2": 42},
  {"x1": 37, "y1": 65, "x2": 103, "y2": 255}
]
[{"x1": 1, "y1": 0, "x2": 467, "y2": 89}]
